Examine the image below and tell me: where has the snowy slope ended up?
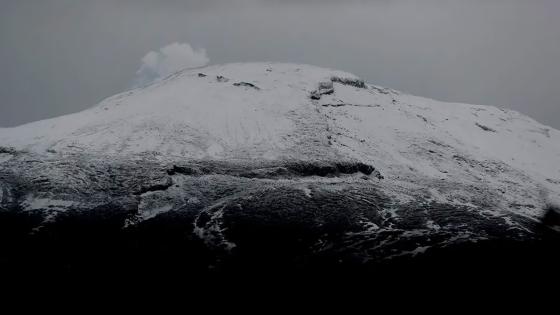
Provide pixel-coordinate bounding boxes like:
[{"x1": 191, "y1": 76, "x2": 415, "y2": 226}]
[
  {"x1": 0, "y1": 63, "x2": 355, "y2": 160},
  {"x1": 1, "y1": 62, "x2": 559, "y2": 219}
]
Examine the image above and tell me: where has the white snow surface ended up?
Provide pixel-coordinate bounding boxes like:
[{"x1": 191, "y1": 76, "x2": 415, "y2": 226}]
[{"x1": 1, "y1": 62, "x2": 560, "y2": 208}]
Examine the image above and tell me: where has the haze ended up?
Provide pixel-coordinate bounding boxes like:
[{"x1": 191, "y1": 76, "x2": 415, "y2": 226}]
[{"x1": 1, "y1": 0, "x2": 559, "y2": 128}]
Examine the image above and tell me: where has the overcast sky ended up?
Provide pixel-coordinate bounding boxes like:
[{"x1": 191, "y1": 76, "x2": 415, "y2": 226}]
[{"x1": 1, "y1": 0, "x2": 559, "y2": 128}]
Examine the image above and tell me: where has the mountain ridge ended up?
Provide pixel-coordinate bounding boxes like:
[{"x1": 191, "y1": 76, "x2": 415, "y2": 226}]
[
  {"x1": 1, "y1": 63, "x2": 559, "y2": 276},
  {"x1": 1, "y1": 63, "x2": 559, "y2": 210}
]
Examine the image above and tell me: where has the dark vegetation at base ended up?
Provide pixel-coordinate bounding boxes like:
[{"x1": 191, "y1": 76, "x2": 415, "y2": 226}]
[
  {"x1": 542, "y1": 203, "x2": 560, "y2": 228},
  {"x1": 1, "y1": 204, "x2": 559, "y2": 286},
  {"x1": 1, "y1": 155, "x2": 558, "y2": 288}
]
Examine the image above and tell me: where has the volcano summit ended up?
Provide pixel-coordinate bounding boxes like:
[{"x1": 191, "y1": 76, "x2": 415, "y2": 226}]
[{"x1": 1, "y1": 63, "x2": 559, "y2": 280}]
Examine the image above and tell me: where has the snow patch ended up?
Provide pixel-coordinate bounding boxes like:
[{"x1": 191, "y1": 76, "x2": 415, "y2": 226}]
[
  {"x1": 22, "y1": 196, "x2": 75, "y2": 211},
  {"x1": 194, "y1": 205, "x2": 236, "y2": 251}
]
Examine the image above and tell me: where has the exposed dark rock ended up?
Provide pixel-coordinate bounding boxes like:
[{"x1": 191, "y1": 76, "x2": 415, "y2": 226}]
[
  {"x1": 238, "y1": 167, "x2": 290, "y2": 179},
  {"x1": 372, "y1": 86, "x2": 391, "y2": 95},
  {"x1": 417, "y1": 114, "x2": 429, "y2": 123},
  {"x1": 166, "y1": 160, "x2": 375, "y2": 179},
  {"x1": 216, "y1": 75, "x2": 229, "y2": 83},
  {"x1": 321, "y1": 103, "x2": 379, "y2": 108},
  {"x1": 284, "y1": 161, "x2": 376, "y2": 177},
  {"x1": 167, "y1": 165, "x2": 203, "y2": 176},
  {"x1": 310, "y1": 81, "x2": 335, "y2": 100},
  {"x1": 233, "y1": 82, "x2": 260, "y2": 90},
  {"x1": 133, "y1": 177, "x2": 173, "y2": 195},
  {"x1": 331, "y1": 76, "x2": 367, "y2": 89},
  {"x1": 321, "y1": 103, "x2": 345, "y2": 107},
  {"x1": 310, "y1": 91, "x2": 322, "y2": 100},
  {"x1": 476, "y1": 123, "x2": 497, "y2": 132},
  {"x1": 0, "y1": 146, "x2": 18, "y2": 154},
  {"x1": 318, "y1": 81, "x2": 334, "y2": 91}
]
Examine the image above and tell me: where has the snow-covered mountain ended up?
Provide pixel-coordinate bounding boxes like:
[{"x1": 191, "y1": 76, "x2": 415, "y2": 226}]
[
  {"x1": 2, "y1": 63, "x2": 559, "y2": 213},
  {"x1": 1, "y1": 63, "x2": 559, "y2": 276}
]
